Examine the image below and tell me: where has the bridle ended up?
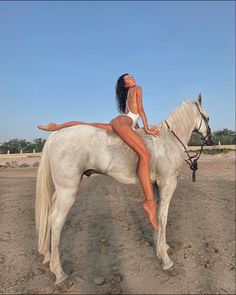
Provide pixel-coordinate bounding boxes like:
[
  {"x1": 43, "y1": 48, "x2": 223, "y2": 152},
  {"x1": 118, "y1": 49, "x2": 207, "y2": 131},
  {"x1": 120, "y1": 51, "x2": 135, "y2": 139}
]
[
  {"x1": 165, "y1": 102, "x2": 212, "y2": 182},
  {"x1": 194, "y1": 102, "x2": 212, "y2": 143}
]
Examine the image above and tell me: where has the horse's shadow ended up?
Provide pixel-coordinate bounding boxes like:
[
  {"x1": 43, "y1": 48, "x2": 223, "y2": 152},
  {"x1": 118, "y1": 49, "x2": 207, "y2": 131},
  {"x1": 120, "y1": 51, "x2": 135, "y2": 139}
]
[{"x1": 61, "y1": 176, "x2": 161, "y2": 275}]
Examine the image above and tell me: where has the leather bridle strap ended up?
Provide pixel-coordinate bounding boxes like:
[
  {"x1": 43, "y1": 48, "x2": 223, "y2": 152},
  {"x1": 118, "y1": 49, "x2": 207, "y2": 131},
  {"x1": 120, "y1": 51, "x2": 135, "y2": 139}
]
[
  {"x1": 195, "y1": 116, "x2": 203, "y2": 132},
  {"x1": 165, "y1": 120, "x2": 204, "y2": 182},
  {"x1": 194, "y1": 102, "x2": 211, "y2": 140}
]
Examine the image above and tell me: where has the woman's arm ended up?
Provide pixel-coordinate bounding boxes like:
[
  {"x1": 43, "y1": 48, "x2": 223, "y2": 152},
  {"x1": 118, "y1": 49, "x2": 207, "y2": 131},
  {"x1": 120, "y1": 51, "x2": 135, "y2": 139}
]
[
  {"x1": 135, "y1": 86, "x2": 160, "y2": 137},
  {"x1": 135, "y1": 86, "x2": 150, "y2": 130}
]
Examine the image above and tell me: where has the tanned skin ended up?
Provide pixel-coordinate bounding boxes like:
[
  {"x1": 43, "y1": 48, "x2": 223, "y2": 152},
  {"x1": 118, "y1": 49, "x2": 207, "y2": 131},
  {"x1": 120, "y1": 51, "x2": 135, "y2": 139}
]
[{"x1": 37, "y1": 75, "x2": 160, "y2": 231}]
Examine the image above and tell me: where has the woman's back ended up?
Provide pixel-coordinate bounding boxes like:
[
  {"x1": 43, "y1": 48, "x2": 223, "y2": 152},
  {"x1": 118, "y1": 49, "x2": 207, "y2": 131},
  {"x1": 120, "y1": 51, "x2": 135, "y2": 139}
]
[{"x1": 125, "y1": 87, "x2": 139, "y2": 115}]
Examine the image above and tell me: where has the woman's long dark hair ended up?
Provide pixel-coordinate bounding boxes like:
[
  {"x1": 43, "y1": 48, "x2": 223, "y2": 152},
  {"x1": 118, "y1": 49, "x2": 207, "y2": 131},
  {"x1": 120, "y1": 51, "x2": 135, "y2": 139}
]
[{"x1": 115, "y1": 73, "x2": 129, "y2": 113}]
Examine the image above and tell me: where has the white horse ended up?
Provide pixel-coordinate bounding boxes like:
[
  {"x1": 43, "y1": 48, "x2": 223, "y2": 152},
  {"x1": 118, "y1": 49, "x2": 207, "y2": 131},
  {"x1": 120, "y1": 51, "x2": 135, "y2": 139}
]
[{"x1": 35, "y1": 94, "x2": 212, "y2": 284}]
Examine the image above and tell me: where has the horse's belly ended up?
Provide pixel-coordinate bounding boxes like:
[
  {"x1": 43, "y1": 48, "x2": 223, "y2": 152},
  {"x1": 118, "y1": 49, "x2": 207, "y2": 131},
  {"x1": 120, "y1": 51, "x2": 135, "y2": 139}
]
[{"x1": 106, "y1": 170, "x2": 139, "y2": 184}]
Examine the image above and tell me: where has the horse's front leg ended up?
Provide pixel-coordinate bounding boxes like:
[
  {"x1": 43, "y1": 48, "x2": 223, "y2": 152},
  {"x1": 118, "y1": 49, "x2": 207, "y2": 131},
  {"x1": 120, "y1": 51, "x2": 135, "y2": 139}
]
[
  {"x1": 50, "y1": 187, "x2": 77, "y2": 284},
  {"x1": 155, "y1": 178, "x2": 177, "y2": 270}
]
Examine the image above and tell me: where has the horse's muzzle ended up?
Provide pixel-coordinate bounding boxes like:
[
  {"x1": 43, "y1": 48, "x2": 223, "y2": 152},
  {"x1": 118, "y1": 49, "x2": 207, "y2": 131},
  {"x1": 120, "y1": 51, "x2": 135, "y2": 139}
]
[
  {"x1": 205, "y1": 135, "x2": 214, "y2": 146},
  {"x1": 201, "y1": 133, "x2": 214, "y2": 146}
]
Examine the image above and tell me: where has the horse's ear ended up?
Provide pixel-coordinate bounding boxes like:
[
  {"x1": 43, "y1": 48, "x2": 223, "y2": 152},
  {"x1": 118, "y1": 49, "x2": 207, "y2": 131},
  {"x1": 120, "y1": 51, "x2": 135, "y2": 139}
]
[{"x1": 198, "y1": 93, "x2": 202, "y2": 106}]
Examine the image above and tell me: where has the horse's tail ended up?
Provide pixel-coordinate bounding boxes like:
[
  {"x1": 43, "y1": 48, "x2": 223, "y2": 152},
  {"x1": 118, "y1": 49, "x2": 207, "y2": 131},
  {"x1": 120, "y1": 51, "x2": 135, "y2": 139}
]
[{"x1": 35, "y1": 139, "x2": 54, "y2": 254}]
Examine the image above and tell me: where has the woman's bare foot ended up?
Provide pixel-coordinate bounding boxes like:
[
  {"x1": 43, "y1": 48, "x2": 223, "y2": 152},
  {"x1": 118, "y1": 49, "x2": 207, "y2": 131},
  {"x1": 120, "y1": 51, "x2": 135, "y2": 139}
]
[
  {"x1": 143, "y1": 199, "x2": 158, "y2": 231},
  {"x1": 37, "y1": 123, "x2": 59, "y2": 131}
]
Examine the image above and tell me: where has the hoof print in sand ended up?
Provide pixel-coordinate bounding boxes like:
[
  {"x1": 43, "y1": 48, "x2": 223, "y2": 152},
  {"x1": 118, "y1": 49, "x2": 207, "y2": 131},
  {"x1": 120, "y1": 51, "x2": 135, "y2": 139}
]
[{"x1": 94, "y1": 275, "x2": 106, "y2": 285}]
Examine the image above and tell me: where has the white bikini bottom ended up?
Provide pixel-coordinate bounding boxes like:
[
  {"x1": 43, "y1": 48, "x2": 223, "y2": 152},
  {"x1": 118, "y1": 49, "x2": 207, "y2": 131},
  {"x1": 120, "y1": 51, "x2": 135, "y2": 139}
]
[{"x1": 124, "y1": 112, "x2": 140, "y2": 130}]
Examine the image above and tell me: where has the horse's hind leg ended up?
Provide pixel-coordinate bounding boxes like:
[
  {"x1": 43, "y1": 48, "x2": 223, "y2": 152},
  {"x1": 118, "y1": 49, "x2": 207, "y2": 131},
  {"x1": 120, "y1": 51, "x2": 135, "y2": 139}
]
[
  {"x1": 155, "y1": 178, "x2": 177, "y2": 270},
  {"x1": 50, "y1": 186, "x2": 78, "y2": 284}
]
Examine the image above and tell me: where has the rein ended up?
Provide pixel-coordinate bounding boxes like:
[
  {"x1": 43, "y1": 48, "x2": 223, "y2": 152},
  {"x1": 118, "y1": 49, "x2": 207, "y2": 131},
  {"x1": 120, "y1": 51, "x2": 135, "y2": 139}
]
[{"x1": 165, "y1": 120, "x2": 204, "y2": 182}]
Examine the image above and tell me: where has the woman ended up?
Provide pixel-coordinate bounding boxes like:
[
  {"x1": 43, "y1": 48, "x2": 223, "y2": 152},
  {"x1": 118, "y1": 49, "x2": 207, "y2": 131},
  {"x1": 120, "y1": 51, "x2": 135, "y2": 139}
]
[{"x1": 38, "y1": 73, "x2": 160, "y2": 231}]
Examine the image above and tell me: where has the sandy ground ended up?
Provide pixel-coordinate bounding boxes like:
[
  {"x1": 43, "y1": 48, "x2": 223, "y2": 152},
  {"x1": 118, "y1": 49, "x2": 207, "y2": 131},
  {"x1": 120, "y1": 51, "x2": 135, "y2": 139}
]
[{"x1": 0, "y1": 152, "x2": 235, "y2": 294}]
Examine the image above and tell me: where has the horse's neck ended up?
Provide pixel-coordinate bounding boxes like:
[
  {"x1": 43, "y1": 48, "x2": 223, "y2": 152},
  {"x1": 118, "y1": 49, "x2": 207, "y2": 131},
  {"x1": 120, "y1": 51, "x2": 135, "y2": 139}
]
[{"x1": 166, "y1": 102, "x2": 197, "y2": 146}]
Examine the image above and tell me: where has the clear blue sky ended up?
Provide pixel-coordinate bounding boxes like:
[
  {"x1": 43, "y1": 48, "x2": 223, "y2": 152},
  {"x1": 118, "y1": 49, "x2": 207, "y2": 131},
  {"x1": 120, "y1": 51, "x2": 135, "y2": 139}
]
[{"x1": 0, "y1": 1, "x2": 235, "y2": 142}]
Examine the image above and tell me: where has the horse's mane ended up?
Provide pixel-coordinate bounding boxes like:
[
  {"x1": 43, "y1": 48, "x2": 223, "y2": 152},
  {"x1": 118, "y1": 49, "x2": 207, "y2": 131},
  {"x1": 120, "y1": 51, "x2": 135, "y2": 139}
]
[{"x1": 152, "y1": 100, "x2": 196, "y2": 140}]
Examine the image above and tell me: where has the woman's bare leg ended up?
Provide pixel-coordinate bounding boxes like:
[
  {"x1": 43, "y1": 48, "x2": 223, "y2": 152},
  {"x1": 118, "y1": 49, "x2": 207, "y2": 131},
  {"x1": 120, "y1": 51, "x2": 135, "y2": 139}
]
[
  {"x1": 110, "y1": 118, "x2": 158, "y2": 231},
  {"x1": 37, "y1": 121, "x2": 113, "y2": 132}
]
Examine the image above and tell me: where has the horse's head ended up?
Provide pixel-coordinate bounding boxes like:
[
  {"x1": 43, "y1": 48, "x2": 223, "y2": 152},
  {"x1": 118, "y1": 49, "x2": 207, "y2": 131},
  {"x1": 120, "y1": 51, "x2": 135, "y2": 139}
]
[{"x1": 194, "y1": 94, "x2": 214, "y2": 146}]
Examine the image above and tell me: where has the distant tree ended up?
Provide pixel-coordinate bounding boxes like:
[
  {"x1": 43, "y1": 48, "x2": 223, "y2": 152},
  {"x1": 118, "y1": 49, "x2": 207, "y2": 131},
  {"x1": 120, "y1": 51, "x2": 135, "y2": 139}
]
[
  {"x1": 212, "y1": 128, "x2": 236, "y2": 145},
  {"x1": 188, "y1": 133, "x2": 201, "y2": 146},
  {"x1": 0, "y1": 139, "x2": 30, "y2": 153},
  {"x1": 31, "y1": 138, "x2": 46, "y2": 152},
  {"x1": 0, "y1": 138, "x2": 46, "y2": 153}
]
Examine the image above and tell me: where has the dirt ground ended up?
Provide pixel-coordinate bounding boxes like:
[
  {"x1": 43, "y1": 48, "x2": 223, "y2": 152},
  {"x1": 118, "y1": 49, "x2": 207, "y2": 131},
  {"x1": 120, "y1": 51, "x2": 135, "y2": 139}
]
[{"x1": 0, "y1": 152, "x2": 235, "y2": 294}]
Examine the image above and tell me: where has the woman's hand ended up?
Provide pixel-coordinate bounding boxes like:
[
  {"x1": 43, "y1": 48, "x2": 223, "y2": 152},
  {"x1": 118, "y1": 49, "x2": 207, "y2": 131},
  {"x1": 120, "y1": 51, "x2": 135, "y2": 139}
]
[{"x1": 144, "y1": 127, "x2": 161, "y2": 137}]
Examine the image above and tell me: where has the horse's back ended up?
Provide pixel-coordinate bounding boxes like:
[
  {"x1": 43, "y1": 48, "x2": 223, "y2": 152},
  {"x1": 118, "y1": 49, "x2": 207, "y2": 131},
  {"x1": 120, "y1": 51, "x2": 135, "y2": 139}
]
[{"x1": 45, "y1": 124, "x2": 183, "y2": 182}]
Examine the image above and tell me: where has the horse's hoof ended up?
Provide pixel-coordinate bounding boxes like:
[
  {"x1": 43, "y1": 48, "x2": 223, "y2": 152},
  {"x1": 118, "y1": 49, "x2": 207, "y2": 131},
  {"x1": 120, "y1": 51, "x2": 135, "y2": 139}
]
[
  {"x1": 55, "y1": 277, "x2": 74, "y2": 292},
  {"x1": 162, "y1": 259, "x2": 173, "y2": 270},
  {"x1": 55, "y1": 273, "x2": 69, "y2": 285}
]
